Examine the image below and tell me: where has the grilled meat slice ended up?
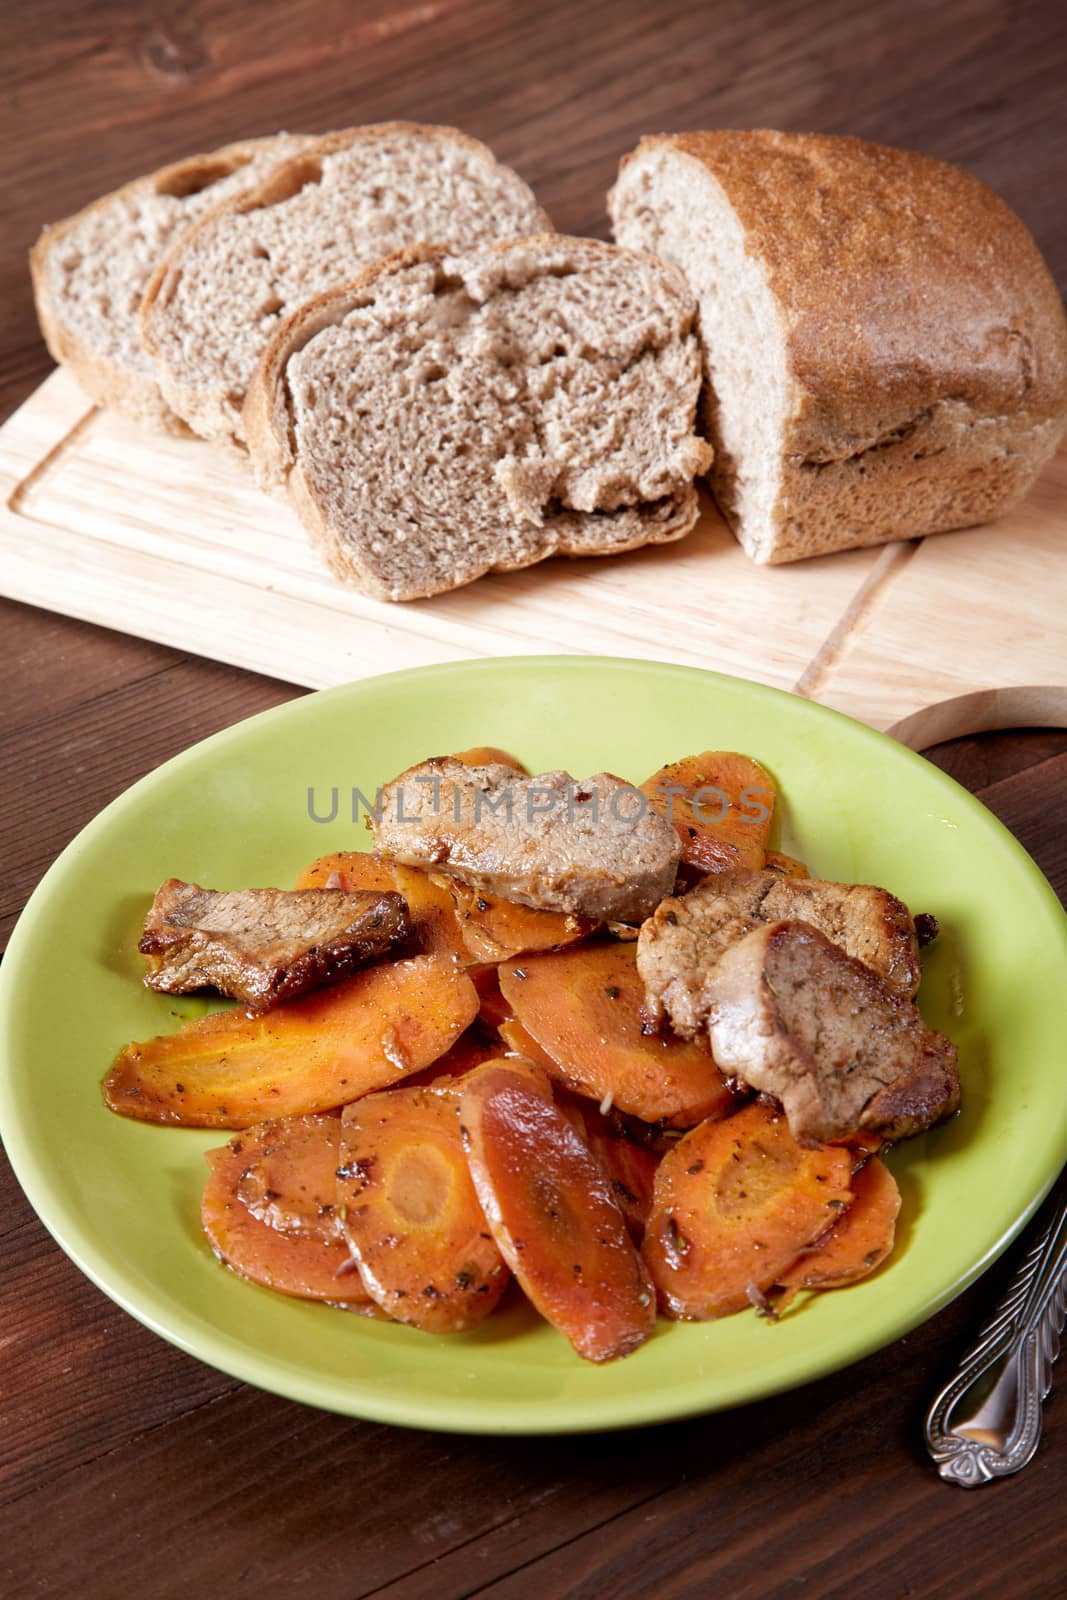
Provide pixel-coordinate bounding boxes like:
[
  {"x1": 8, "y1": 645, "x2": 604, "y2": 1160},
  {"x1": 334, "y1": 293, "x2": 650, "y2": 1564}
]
[
  {"x1": 638, "y1": 867, "x2": 921, "y2": 1037},
  {"x1": 372, "y1": 758, "x2": 681, "y2": 924},
  {"x1": 139, "y1": 879, "x2": 411, "y2": 1010},
  {"x1": 706, "y1": 920, "x2": 959, "y2": 1143}
]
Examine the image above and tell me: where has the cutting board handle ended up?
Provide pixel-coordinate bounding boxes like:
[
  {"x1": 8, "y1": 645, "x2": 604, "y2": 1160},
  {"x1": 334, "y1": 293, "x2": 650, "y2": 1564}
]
[{"x1": 887, "y1": 687, "x2": 1067, "y2": 751}]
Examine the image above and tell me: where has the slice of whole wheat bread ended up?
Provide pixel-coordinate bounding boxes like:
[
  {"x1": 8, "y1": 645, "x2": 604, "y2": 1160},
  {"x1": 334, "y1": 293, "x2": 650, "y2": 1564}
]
[
  {"x1": 244, "y1": 235, "x2": 713, "y2": 601},
  {"x1": 30, "y1": 133, "x2": 312, "y2": 432},
  {"x1": 141, "y1": 123, "x2": 551, "y2": 446}
]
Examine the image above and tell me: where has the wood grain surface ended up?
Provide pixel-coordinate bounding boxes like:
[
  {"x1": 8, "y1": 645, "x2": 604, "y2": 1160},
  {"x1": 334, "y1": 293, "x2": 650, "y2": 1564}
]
[{"x1": 2, "y1": 3, "x2": 1067, "y2": 1595}]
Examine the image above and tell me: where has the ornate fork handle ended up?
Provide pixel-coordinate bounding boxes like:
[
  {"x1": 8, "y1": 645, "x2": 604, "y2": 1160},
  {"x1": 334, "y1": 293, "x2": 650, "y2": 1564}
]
[{"x1": 925, "y1": 1189, "x2": 1067, "y2": 1486}]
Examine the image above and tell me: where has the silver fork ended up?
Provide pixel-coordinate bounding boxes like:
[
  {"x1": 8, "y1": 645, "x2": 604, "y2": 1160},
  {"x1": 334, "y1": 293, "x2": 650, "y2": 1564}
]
[{"x1": 925, "y1": 1186, "x2": 1067, "y2": 1485}]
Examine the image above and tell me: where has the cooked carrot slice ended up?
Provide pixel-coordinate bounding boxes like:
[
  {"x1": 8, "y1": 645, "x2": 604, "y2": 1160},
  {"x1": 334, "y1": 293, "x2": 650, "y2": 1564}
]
[
  {"x1": 295, "y1": 851, "x2": 398, "y2": 892},
  {"x1": 471, "y1": 963, "x2": 502, "y2": 996},
  {"x1": 452, "y1": 746, "x2": 529, "y2": 773},
  {"x1": 401, "y1": 1023, "x2": 504, "y2": 1089},
  {"x1": 104, "y1": 956, "x2": 479, "y2": 1128},
  {"x1": 465, "y1": 963, "x2": 512, "y2": 1033},
  {"x1": 201, "y1": 1123, "x2": 371, "y2": 1305},
  {"x1": 456, "y1": 1054, "x2": 555, "y2": 1101},
  {"x1": 236, "y1": 1112, "x2": 343, "y2": 1241},
  {"x1": 497, "y1": 1017, "x2": 563, "y2": 1075},
  {"x1": 640, "y1": 751, "x2": 775, "y2": 873},
  {"x1": 764, "y1": 850, "x2": 809, "y2": 880},
  {"x1": 642, "y1": 1101, "x2": 854, "y2": 1319},
  {"x1": 478, "y1": 982, "x2": 512, "y2": 1034},
  {"x1": 777, "y1": 1157, "x2": 901, "y2": 1293},
  {"x1": 295, "y1": 851, "x2": 468, "y2": 963},
  {"x1": 439, "y1": 876, "x2": 597, "y2": 964},
  {"x1": 557, "y1": 1091, "x2": 660, "y2": 1244},
  {"x1": 497, "y1": 942, "x2": 736, "y2": 1126},
  {"x1": 390, "y1": 863, "x2": 470, "y2": 963},
  {"x1": 338, "y1": 1086, "x2": 508, "y2": 1332},
  {"x1": 460, "y1": 1063, "x2": 656, "y2": 1362}
]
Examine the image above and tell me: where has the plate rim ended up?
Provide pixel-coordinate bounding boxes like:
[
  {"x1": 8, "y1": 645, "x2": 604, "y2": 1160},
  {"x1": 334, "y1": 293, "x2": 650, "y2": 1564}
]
[{"x1": 2, "y1": 654, "x2": 1066, "y2": 1434}]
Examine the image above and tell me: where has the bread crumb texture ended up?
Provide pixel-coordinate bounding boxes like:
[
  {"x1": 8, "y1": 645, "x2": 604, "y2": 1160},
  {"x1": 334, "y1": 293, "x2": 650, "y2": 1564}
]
[
  {"x1": 147, "y1": 125, "x2": 549, "y2": 441},
  {"x1": 39, "y1": 136, "x2": 311, "y2": 378},
  {"x1": 270, "y1": 236, "x2": 711, "y2": 600}
]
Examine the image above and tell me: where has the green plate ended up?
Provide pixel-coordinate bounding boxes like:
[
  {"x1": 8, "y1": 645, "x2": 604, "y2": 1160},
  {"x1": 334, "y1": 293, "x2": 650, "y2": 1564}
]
[{"x1": 2, "y1": 657, "x2": 1066, "y2": 1434}]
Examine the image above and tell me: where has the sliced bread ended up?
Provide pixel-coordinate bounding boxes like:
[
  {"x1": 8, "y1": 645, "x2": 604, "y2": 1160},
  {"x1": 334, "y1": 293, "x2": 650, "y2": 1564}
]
[
  {"x1": 609, "y1": 129, "x2": 1067, "y2": 563},
  {"x1": 244, "y1": 235, "x2": 713, "y2": 601},
  {"x1": 141, "y1": 123, "x2": 551, "y2": 446},
  {"x1": 30, "y1": 133, "x2": 312, "y2": 431}
]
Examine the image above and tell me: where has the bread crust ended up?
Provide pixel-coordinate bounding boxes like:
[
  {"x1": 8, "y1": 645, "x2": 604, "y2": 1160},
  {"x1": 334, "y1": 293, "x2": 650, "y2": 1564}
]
[
  {"x1": 243, "y1": 241, "x2": 444, "y2": 593},
  {"x1": 142, "y1": 122, "x2": 554, "y2": 446},
  {"x1": 244, "y1": 234, "x2": 708, "y2": 601},
  {"x1": 611, "y1": 129, "x2": 1067, "y2": 561},
  {"x1": 244, "y1": 241, "x2": 438, "y2": 493},
  {"x1": 30, "y1": 137, "x2": 304, "y2": 433}
]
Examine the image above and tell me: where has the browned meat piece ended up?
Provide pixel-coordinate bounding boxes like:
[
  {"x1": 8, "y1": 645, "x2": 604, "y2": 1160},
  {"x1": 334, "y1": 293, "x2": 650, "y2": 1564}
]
[
  {"x1": 372, "y1": 758, "x2": 681, "y2": 924},
  {"x1": 638, "y1": 867, "x2": 921, "y2": 1037},
  {"x1": 705, "y1": 920, "x2": 959, "y2": 1143},
  {"x1": 139, "y1": 879, "x2": 411, "y2": 1010}
]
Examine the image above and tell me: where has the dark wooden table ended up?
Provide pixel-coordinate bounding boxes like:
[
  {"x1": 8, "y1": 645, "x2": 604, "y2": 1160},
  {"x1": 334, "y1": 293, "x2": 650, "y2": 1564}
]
[{"x1": 3, "y1": 3, "x2": 1067, "y2": 1594}]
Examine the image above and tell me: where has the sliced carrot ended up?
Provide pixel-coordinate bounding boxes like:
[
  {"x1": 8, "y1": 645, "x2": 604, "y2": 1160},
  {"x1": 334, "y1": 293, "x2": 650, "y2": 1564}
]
[
  {"x1": 201, "y1": 1123, "x2": 371, "y2": 1305},
  {"x1": 338, "y1": 1086, "x2": 508, "y2": 1332},
  {"x1": 642, "y1": 1101, "x2": 854, "y2": 1319},
  {"x1": 440, "y1": 876, "x2": 597, "y2": 963},
  {"x1": 401, "y1": 1023, "x2": 504, "y2": 1089},
  {"x1": 295, "y1": 851, "x2": 397, "y2": 892},
  {"x1": 558, "y1": 1092, "x2": 660, "y2": 1244},
  {"x1": 497, "y1": 1017, "x2": 563, "y2": 1075},
  {"x1": 776, "y1": 1157, "x2": 901, "y2": 1293},
  {"x1": 390, "y1": 863, "x2": 470, "y2": 963},
  {"x1": 497, "y1": 942, "x2": 737, "y2": 1126},
  {"x1": 471, "y1": 963, "x2": 503, "y2": 996},
  {"x1": 295, "y1": 851, "x2": 468, "y2": 963},
  {"x1": 451, "y1": 746, "x2": 529, "y2": 773},
  {"x1": 472, "y1": 967, "x2": 514, "y2": 1032},
  {"x1": 498, "y1": 1022, "x2": 612, "y2": 1115},
  {"x1": 236, "y1": 1111, "x2": 344, "y2": 1241},
  {"x1": 104, "y1": 955, "x2": 479, "y2": 1128},
  {"x1": 764, "y1": 850, "x2": 809, "y2": 880},
  {"x1": 640, "y1": 751, "x2": 775, "y2": 873},
  {"x1": 460, "y1": 1063, "x2": 656, "y2": 1362},
  {"x1": 454, "y1": 1054, "x2": 555, "y2": 1102}
]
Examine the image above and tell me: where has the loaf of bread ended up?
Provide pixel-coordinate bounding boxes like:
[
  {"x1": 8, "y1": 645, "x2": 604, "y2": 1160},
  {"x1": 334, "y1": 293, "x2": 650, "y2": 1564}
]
[
  {"x1": 609, "y1": 129, "x2": 1067, "y2": 563},
  {"x1": 244, "y1": 236, "x2": 713, "y2": 600},
  {"x1": 142, "y1": 123, "x2": 551, "y2": 447},
  {"x1": 30, "y1": 134, "x2": 312, "y2": 432}
]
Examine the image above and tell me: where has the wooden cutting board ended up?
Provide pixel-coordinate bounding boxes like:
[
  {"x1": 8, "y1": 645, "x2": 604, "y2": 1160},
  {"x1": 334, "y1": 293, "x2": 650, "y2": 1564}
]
[{"x1": 2, "y1": 367, "x2": 1065, "y2": 748}]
